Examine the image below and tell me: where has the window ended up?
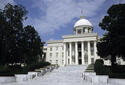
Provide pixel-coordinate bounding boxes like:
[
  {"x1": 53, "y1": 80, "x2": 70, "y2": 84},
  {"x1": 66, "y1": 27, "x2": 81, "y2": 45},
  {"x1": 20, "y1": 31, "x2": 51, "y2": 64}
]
[
  {"x1": 77, "y1": 29, "x2": 81, "y2": 34},
  {"x1": 50, "y1": 53, "x2": 52, "y2": 57},
  {"x1": 56, "y1": 52, "x2": 58, "y2": 58},
  {"x1": 56, "y1": 60, "x2": 58, "y2": 64},
  {"x1": 50, "y1": 60, "x2": 52, "y2": 63},
  {"x1": 88, "y1": 28, "x2": 92, "y2": 33},
  {"x1": 50, "y1": 47, "x2": 52, "y2": 51},
  {"x1": 62, "y1": 60, "x2": 64, "y2": 64},
  {"x1": 62, "y1": 52, "x2": 64, "y2": 58}
]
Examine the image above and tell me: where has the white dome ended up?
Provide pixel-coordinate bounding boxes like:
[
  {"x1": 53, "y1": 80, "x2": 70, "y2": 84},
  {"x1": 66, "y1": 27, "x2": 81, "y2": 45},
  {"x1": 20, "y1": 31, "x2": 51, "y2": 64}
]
[{"x1": 74, "y1": 18, "x2": 92, "y2": 27}]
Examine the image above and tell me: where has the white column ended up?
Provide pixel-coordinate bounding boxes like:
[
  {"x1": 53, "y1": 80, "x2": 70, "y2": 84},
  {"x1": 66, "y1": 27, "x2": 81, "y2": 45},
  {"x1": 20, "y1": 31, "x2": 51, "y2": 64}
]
[
  {"x1": 67, "y1": 43, "x2": 69, "y2": 64},
  {"x1": 94, "y1": 41, "x2": 97, "y2": 61},
  {"x1": 64, "y1": 43, "x2": 66, "y2": 65},
  {"x1": 81, "y1": 29, "x2": 83, "y2": 34},
  {"x1": 88, "y1": 41, "x2": 91, "y2": 64},
  {"x1": 81, "y1": 42, "x2": 84, "y2": 64},
  {"x1": 75, "y1": 42, "x2": 78, "y2": 64},
  {"x1": 69, "y1": 42, "x2": 72, "y2": 64}
]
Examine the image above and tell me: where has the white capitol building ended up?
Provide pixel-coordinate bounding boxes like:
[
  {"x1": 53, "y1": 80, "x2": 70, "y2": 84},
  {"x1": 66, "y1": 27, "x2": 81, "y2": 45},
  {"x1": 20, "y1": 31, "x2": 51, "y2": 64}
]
[
  {"x1": 44, "y1": 15, "x2": 100, "y2": 66},
  {"x1": 43, "y1": 15, "x2": 125, "y2": 66}
]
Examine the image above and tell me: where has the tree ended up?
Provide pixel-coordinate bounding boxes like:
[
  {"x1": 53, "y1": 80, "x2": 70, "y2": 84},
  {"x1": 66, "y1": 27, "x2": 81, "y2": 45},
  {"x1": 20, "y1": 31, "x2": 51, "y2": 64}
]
[
  {"x1": 0, "y1": 9, "x2": 9, "y2": 65},
  {"x1": 0, "y1": 4, "x2": 43, "y2": 66},
  {"x1": 23, "y1": 25, "x2": 42, "y2": 65},
  {"x1": 97, "y1": 4, "x2": 125, "y2": 68},
  {"x1": 1, "y1": 4, "x2": 27, "y2": 65}
]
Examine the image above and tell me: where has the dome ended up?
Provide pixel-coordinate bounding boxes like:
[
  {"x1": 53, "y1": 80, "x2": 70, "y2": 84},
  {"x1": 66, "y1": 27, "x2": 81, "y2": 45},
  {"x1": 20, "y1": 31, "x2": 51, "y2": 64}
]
[{"x1": 74, "y1": 18, "x2": 92, "y2": 27}]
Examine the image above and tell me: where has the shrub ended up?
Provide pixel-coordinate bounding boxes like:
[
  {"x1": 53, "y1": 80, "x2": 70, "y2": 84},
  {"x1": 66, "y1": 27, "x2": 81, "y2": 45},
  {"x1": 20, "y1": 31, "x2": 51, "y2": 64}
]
[
  {"x1": 0, "y1": 62, "x2": 51, "y2": 76},
  {"x1": 26, "y1": 62, "x2": 51, "y2": 71},
  {"x1": 109, "y1": 65, "x2": 125, "y2": 79},
  {"x1": 94, "y1": 59, "x2": 111, "y2": 75},
  {"x1": 0, "y1": 65, "x2": 28, "y2": 76},
  {"x1": 0, "y1": 65, "x2": 13, "y2": 76},
  {"x1": 112, "y1": 65, "x2": 125, "y2": 73},
  {"x1": 103, "y1": 65, "x2": 111, "y2": 75},
  {"x1": 109, "y1": 73, "x2": 125, "y2": 79},
  {"x1": 94, "y1": 59, "x2": 104, "y2": 74}
]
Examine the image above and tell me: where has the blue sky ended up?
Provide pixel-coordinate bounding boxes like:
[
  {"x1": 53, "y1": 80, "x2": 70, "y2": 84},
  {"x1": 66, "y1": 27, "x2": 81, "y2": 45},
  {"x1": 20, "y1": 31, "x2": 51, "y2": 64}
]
[{"x1": 0, "y1": 0, "x2": 125, "y2": 42}]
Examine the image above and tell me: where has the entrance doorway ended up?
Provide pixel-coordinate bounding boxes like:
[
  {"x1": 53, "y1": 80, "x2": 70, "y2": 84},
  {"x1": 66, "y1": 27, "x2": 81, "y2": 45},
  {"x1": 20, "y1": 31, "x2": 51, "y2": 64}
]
[{"x1": 78, "y1": 59, "x2": 82, "y2": 64}]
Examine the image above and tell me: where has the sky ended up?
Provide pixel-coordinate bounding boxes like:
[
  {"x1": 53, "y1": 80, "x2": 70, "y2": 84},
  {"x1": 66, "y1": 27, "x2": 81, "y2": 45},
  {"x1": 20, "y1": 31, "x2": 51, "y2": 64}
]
[{"x1": 0, "y1": 0, "x2": 125, "y2": 42}]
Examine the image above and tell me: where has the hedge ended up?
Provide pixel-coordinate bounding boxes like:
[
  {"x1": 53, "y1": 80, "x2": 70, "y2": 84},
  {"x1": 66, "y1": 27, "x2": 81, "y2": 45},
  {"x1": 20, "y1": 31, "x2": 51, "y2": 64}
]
[{"x1": 0, "y1": 62, "x2": 51, "y2": 76}]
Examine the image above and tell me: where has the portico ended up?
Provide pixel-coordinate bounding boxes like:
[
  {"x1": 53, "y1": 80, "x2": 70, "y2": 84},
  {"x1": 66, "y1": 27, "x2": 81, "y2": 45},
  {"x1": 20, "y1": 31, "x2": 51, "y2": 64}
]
[{"x1": 63, "y1": 41, "x2": 97, "y2": 65}]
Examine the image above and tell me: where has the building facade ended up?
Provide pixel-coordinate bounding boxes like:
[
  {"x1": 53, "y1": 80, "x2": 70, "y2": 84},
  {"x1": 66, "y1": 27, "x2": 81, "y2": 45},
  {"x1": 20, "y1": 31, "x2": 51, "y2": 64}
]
[{"x1": 45, "y1": 16, "x2": 100, "y2": 66}]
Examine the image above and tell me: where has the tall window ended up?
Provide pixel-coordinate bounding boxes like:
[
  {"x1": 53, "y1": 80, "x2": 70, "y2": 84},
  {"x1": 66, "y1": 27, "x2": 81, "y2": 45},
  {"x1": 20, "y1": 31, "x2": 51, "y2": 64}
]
[
  {"x1": 56, "y1": 52, "x2": 58, "y2": 58},
  {"x1": 50, "y1": 47, "x2": 52, "y2": 51},
  {"x1": 50, "y1": 53, "x2": 52, "y2": 58},
  {"x1": 62, "y1": 60, "x2": 64, "y2": 64},
  {"x1": 56, "y1": 60, "x2": 58, "y2": 64},
  {"x1": 62, "y1": 52, "x2": 64, "y2": 58}
]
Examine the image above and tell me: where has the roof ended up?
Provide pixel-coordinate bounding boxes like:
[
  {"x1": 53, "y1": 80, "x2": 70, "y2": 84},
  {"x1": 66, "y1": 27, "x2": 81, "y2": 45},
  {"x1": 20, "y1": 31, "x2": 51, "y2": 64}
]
[{"x1": 46, "y1": 40, "x2": 63, "y2": 44}]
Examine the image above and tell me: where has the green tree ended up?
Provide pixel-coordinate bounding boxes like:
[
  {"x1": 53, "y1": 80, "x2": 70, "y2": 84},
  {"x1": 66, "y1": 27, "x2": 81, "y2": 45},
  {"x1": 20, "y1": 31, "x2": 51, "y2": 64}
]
[
  {"x1": 97, "y1": 4, "x2": 125, "y2": 69},
  {"x1": 23, "y1": 25, "x2": 42, "y2": 65},
  {"x1": 0, "y1": 9, "x2": 9, "y2": 65},
  {"x1": 0, "y1": 4, "x2": 43, "y2": 66},
  {"x1": 3, "y1": 4, "x2": 27, "y2": 65}
]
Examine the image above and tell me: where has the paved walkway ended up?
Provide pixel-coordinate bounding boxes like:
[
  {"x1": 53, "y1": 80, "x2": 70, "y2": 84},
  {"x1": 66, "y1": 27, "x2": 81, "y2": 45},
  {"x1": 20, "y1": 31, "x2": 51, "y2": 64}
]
[{"x1": 2, "y1": 65, "x2": 116, "y2": 85}]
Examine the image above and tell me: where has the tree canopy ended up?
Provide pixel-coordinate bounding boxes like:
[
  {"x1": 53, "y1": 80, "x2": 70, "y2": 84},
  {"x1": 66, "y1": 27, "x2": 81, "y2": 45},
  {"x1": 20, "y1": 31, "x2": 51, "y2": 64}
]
[
  {"x1": 23, "y1": 25, "x2": 42, "y2": 64},
  {"x1": 97, "y1": 4, "x2": 125, "y2": 66},
  {"x1": 0, "y1": 4, "x2": 43, "y2": 66}
]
